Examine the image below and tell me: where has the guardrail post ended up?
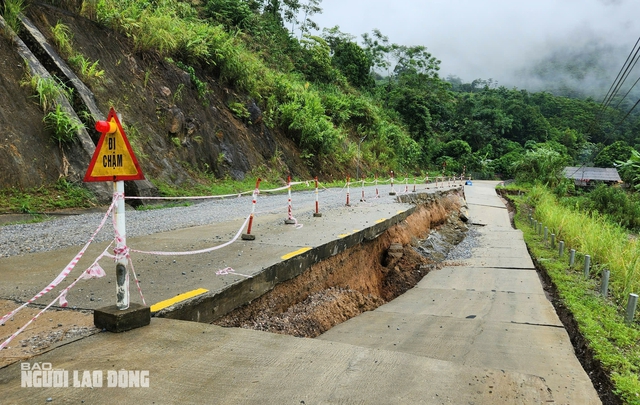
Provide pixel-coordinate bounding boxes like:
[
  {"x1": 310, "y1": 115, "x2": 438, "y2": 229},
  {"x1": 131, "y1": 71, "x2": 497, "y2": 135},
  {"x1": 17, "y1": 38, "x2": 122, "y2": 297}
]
[
  {"x1": 550, "y1": 233, "x2": 555, "y2": 249},
  {"x1": 583, "y1": 255, "x2": 591, "y2": 279},
  {"x1": 569, "y1": 249, "x2": 576, "y2": 268},
  {"x1": 558, "y1": 241, "x2": 564, "y2": 257},
  {"x1": 543, "y1": 227, "x2": 548, "y2": 243},
  {"x1": 625, "y1": 293, "x2": 638, "y2": 323},
  {"x1": 600, "y1": 269, "x2": 610, "y2": 297}
]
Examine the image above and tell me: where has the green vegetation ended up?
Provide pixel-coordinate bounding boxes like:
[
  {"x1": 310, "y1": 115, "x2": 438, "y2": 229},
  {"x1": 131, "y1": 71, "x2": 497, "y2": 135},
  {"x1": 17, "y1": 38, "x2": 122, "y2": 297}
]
[
  {"x1": 83, "y1": 0, "x2": 640, "y2": 178},
  {"x1": 175, "y1": 60, "x2": 210, "y2": 103},
  {"x1": 22, "y1": 74, "x2": 72, "y2": 112},
  {"x1": 43, "y1": 104, "x2": 85, "y2": 143},
  {"x1": 21, "y1": 73, "x2": 82, "y2": 144},
  {"x1": 508, "y1": 187, "x2": 640, "y2": 404},
  {"x1": 0, "y1": 179, "x2": 97, "y2": 215},
  {"x1": 50, "y1": 21, "x2": 74, "y2": 56},
  {"x1": 51, "y1": 21, "x2": 104, "y2": 83},
  {"x1": 68, "y1": 54, "x2": 105, "y2": 81},
  {"x1": 1, "y1": 0, "x2": 25, "y2": 35}
]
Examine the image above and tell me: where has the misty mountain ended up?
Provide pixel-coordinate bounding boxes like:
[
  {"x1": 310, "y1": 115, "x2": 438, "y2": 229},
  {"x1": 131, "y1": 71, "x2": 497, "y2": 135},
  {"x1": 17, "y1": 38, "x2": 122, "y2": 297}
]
[{"x1": 517, "y1": 41, "x2": 640, "y2": 106}]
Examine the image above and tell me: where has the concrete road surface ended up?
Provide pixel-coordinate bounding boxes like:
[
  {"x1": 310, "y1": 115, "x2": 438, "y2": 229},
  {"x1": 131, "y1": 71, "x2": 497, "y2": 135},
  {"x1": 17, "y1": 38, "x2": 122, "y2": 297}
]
[{"x1": 0, "y1": 181, "x2": 601, "y2": 404}]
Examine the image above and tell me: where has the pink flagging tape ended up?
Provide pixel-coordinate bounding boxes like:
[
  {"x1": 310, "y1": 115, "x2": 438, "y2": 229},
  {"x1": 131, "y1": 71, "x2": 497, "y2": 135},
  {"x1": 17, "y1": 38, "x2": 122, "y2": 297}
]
[
  {"x1": 0, "y1": 246, "x2": 111, "y2": 351},
  {"x1": 215, "y1": 267, "x2": 251, "y2": 278},
  {"x1": 108, "y1": 213, "x2": 146, "y2": 306},
  {"x1": 0, "y1": 194, "x2": 119, "y2": 327},
  {"x1": 127, "y1": 255, "x2": 146, "y2": 306},
  {"x1": 130, "y1": 214, "x2": 251, "y2": 256}
]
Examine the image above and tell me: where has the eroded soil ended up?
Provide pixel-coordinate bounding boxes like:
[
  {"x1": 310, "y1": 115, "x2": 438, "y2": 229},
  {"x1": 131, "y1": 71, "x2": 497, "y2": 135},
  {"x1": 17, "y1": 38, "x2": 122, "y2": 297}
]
[{"x1": 215, "y1": 196, "x2": 468, "y2": 338}]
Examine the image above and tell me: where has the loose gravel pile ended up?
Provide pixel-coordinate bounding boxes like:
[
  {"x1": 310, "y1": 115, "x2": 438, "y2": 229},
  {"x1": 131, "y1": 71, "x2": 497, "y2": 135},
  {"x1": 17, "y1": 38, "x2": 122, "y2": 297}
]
[
  {"x1": 445, "y1": 225, "x2": 481, "y2": 261},
  {"x1": 0, "y1": 185, "x2": 409, "y2": 258}
]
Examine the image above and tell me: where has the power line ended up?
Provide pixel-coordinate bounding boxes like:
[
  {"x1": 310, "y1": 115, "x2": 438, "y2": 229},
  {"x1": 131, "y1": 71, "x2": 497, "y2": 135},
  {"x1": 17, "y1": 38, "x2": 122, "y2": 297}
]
[
  {"x1": 614, "y1": 97, "x2": 640, "y2": 130},
  {"x1": 600, "y1": 36, "x2": 640, "y2": 112},
  {"x1": 614, "y1": 74, "x2": 640, "y2": 110}
]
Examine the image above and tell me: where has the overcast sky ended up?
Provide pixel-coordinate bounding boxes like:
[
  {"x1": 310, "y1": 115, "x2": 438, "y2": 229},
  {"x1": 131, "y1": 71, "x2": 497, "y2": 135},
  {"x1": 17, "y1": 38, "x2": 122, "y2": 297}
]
[{"x1": 313, "y1": 0, "x2": 640, "y2": 89}]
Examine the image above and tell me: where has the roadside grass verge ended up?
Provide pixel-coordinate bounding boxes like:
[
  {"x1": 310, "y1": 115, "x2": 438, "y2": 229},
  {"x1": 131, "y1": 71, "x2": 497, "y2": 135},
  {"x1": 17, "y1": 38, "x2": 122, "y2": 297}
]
[
  {"x1": 0, "y1": 179, "x2": 97, "y2": 215},
  {"x1": 508, "y1": 187, "x2": 640, "y2": 405}
]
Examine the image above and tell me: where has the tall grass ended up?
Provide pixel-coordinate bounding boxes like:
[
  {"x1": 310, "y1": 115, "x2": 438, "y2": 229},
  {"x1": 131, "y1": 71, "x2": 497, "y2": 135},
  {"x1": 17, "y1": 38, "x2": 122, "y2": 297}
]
[
  {"x1": 21, "y1": 74, "x2": 73, "y2": 112},
  {"x1": 528, "y1": 185, "x2": 640, "y2": 302},
  {"x1": 1, "y1": 0, "x2": 25, "y2": 35}
]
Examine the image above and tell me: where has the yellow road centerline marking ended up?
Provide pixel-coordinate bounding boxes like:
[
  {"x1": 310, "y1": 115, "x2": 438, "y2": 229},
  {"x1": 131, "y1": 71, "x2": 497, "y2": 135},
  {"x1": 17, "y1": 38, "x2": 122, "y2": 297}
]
[
  {"x1": 375, "y1": 218, "x2": 386, "y2": 223},
  {"x1": 281, "y1": 247, "x2": 312, "y2": 260},
  {"x1": 338, "y1": 234, "x2": 350, "y2": 238},
  {"x1": 150, "y1": 288, "x2": 209, "y2": 313}
]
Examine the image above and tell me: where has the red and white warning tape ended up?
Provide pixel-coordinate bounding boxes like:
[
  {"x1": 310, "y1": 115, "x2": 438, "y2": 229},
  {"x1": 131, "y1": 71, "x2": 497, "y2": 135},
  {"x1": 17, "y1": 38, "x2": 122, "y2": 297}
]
[
  {"x1": 0, "y1": 194, "x2": 118, "y2": 326},
  {"x1": 129, "y1": 214, "x2": 251, "y2": 256}
]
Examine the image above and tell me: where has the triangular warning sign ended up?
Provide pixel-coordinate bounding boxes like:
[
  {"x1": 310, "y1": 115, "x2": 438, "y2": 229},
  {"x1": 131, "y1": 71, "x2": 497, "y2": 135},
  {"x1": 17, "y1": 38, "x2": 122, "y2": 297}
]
[{"x1": 84, "y1": 108, "x2": 144, "y2": 182}]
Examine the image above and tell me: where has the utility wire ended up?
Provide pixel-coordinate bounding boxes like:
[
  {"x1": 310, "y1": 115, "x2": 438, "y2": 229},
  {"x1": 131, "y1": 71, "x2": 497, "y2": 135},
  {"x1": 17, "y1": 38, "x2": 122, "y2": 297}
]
[
  {"x1": 613, "y1": 97, "x2": 640, "y2": 130},
  {"x1": 614, "y1": 74, "x2": 640, "y2": 110},
  {"x1": 600, "y1": 36, "x2": 640, "y2": 112},
  {"x1": 601, "y1": 40, "x2": 640, "y2": 112}
]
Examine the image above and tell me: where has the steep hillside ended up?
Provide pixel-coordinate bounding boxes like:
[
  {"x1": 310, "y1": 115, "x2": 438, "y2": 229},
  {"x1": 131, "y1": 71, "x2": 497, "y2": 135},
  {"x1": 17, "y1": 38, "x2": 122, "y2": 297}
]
[
  {"x1": 0, "y1": 1, "x2": 312, "y2": 199},
  {"x1": 0, "y1": 28, "x2": 63, "y2": 189}
]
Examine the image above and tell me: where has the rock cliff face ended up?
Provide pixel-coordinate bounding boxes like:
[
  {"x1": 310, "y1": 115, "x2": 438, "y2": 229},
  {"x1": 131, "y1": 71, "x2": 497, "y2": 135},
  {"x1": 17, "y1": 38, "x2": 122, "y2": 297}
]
[{"x1": 0, "y1": 2, "x2": 310, "y2": 199}]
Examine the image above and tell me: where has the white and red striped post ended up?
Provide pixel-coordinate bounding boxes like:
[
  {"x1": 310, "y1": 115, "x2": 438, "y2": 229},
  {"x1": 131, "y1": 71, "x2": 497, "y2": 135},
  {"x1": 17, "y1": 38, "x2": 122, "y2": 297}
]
[
  {"x1": 389, "y1": 171, "x2": 396, "y2": 196},
  {"x1": 412, "y1": 175, "x2": 417, "y2": 192},
  {"x1": 375, "y1": 174, "x2": 380, "y2": 198},
  {"x1": 313, "y1": 176, "x2": 322, "y2": 217},
  {"x1": 442, "y1": 162, "x2": 447, "y2": 188},
  {"x1": 426, "y1": 174, "x2": 430, "y2": 189},
  {"x1": 285, "y1": 175, "x2": 295, "y2": 224},
  {"x1": 461, "y1": 166, "x2": 466, "y2": 186},
  {"x1": 346, "y1": 175, "x2": 351, "y2": 206},
  {"x1": 360, "y1": 176, "x2": 366, "y2": 202},
  {"x1": 242, "y1": 178, "x2": 262, "y2": 240}
]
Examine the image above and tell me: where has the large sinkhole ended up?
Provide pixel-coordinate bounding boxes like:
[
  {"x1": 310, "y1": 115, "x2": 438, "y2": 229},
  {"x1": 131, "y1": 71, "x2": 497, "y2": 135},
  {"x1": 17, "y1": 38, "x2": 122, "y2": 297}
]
[{"x1": 213, "y1": 194, "x2": 475, "y2": 338}]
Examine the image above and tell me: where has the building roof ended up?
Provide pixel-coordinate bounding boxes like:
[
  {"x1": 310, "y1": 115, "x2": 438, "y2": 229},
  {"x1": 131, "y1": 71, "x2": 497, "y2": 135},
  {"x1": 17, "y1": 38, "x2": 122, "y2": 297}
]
[{"x1": 563, "y1": 166, "x2": 622, "y2": 182}]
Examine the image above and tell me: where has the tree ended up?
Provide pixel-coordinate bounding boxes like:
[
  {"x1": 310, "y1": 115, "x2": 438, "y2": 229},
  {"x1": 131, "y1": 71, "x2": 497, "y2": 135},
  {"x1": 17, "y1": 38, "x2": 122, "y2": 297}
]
[
  {"x1": 296, "y1": 34, "x2": 337, "y2": 83},
  {"x1": 443, "y1": 139, "x2": 472, "y2": 158},
  {"x1": 594, "y1": 140, "x2": 633, "y2": 167},
  {"x1": 298, "y1": 0, "x2": 322, "y2": 38},
  {"x1": 512, "y1": 146, "x2": 570, "y2": 186},
  {"x1": 361, "y1": 29, "x2": 391, "y2": 75},
  {"x1": 322, "y1": 27, "x2": 373, "y2": 89},
  {"x1": 331, "y1": 41, "x2": 374, "y2": 89}
]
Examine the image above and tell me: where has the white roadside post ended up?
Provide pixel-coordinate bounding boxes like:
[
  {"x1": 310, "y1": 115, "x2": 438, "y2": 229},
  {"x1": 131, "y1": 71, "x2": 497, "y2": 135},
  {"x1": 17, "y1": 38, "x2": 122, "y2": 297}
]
[{"x1": 114, "y1": 180, "x2": 129, "y2": 310}]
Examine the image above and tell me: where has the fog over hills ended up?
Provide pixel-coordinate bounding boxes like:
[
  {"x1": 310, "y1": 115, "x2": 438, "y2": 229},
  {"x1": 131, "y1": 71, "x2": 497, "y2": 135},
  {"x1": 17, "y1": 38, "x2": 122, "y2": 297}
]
[{"x1": 315, "y1": 0, "x2": 640, "y2": 98}]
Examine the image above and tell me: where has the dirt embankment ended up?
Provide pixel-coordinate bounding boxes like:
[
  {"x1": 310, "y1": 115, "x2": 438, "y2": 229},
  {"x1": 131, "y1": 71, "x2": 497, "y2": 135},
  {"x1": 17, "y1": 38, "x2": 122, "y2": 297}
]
[{"x1": 215, "y1": 195, "x2": 466, "y2": 338}]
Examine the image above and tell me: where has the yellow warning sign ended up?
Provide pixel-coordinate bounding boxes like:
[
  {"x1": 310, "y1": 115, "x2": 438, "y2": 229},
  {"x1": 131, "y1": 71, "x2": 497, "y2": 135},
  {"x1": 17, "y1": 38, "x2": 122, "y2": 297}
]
[{"x1": 84, "y1": 107, "x2": 144, "y2": 182}]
